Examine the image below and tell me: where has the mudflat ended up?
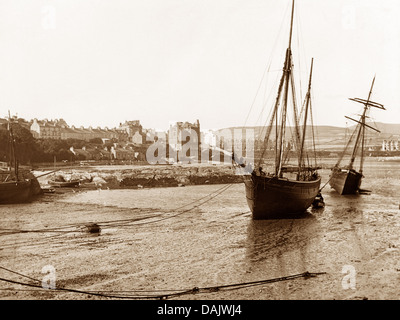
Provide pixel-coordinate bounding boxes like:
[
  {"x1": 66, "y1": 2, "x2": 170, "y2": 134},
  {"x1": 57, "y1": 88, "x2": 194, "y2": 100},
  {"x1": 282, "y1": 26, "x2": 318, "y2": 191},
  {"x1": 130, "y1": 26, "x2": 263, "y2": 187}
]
[{"x1": 1, "y1": 158, "x2": 399, "y2": 300}]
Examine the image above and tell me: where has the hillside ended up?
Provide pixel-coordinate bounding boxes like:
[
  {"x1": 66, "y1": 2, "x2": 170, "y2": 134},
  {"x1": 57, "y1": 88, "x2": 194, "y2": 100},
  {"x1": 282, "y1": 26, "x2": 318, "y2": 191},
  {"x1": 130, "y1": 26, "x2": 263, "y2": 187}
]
[{"x1": 216, "y1": 122, "x2": 399, "y2": 152}]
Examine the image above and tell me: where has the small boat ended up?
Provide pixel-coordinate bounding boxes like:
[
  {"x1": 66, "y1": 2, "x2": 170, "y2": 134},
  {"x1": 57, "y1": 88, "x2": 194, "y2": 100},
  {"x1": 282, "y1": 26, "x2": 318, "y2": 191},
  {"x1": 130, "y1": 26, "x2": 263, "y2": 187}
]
[
  {"x1": 41, "y1": 186, "x2": 56, "y2": 193},
  {"x1": 241, "y1": 0, "x2": 321, "y2": 219},
  {"x1": 312, "y1": 192, "x2": 325, "y2": 209},
  {"x1": 48, "y1": 179, "x2": 80, "y2": 188},
  {"x1": 329, "y1": 76, "x2": 385, "y2": 195},
  {"x1": 48, "y1": 173, "x2": 80, "y2": 188}
]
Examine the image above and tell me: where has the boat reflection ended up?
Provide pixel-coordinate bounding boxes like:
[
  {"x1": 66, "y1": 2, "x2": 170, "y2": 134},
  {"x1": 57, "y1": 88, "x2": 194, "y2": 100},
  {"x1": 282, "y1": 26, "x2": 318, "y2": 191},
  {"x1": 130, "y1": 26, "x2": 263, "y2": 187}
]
[{"x1": 244, "y1": 212, "x2": 320, "y2": 279}]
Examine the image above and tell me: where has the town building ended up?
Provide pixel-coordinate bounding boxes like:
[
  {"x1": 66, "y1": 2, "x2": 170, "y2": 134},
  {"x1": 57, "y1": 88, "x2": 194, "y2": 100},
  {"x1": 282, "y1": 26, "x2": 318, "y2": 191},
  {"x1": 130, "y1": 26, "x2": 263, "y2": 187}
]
[
  {"x1": 30, "y1": 118, "x2": 121, "y2": 141},
  {"x1": 0, "y1": 116, "x2": 32, "y2": 130},
  {"x1": 117, "y1": 120, "x2": 145, "y2": 144},
  {"x1": 30, "y1": 119, "x2": 64, "y2": 139},
  {"x1": 381, "y1": 139, "x2": 400, "y2": 151},
  {"x1": 168, "y1": 120, "x2": 201, "y2": 155},
  {"x1": 201, "y1": 130, "x2": 218, "y2": 148},
  {"x1": 69, "y1": 146, "x2": 111, "y2": 161}
]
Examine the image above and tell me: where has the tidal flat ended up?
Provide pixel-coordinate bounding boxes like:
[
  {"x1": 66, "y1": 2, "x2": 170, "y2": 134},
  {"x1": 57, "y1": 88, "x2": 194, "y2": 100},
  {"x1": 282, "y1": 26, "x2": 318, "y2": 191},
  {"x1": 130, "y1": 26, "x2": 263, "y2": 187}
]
[{"x1": 1, "y1": 158, "x2": 400, "y2": 300}]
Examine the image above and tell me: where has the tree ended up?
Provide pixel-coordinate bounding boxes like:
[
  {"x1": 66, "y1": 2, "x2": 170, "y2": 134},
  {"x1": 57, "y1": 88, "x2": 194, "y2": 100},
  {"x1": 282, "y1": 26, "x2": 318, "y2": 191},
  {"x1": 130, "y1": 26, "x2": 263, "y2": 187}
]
[
  {"x1": 0, "y1": 123, "x2": 37, "y2": 164},
  {"x1": 0, "y1": 128, "x2": 9, "y2": 163},
  {"x1": 89, "y1": 137, "x2": 103, "y2": 145}
]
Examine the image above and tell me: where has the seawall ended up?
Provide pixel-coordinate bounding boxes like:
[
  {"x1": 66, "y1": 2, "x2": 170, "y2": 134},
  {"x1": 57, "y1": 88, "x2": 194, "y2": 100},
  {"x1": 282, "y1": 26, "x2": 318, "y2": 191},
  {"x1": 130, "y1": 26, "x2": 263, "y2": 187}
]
[{"x1": 36, "y1": 164, "x2": 244, "y2": 189}]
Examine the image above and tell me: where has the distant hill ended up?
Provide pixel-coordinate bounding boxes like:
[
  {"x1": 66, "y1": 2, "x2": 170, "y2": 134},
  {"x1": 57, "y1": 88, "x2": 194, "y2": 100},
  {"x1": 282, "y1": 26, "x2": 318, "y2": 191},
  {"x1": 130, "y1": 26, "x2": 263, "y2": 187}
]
[
  {"x1": 215, "y1": 122, "x2": 399, "y2": 151},
  {"x1": 368, "y1": 122, "x2": 400, "y2": 137}
]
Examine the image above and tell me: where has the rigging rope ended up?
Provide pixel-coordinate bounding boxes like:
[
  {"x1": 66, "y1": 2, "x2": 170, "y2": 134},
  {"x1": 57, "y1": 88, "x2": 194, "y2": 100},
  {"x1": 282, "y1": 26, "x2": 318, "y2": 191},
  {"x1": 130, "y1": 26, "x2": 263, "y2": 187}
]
[
  {"x1": 0, "y1": 183, "x2": 235, "y2": 244},
  {"x1": 0, "y1": 267, "x2": 326, "y2": 300},
  {"x1": 241, "y1": 1, "x2": 291, "y2": 157}
]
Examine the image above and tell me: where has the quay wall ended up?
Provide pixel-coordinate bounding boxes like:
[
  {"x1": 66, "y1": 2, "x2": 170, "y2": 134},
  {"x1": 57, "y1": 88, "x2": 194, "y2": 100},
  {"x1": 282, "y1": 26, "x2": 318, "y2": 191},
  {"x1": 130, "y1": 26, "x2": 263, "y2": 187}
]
[{"x1": 36, "y1": 164, "x2": 244, "y2": 189}]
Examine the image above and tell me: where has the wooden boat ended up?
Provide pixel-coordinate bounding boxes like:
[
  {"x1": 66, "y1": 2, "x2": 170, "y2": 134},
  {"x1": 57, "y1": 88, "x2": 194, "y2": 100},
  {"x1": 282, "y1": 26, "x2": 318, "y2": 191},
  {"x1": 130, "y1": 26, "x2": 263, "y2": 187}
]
[
  {"x1": 0, "y1": 179, "x2": 33, "y2": 204},
  {"x1": 244, "y1": 174, "x2": 321, "y2": 219},
  {"x1": 48, "y1": 179, "x2": 80, "y2": 188},
  {"x1": 0, "y1": 113, "x2": 41, "y2": 204},
  {"x1": 41, "y1": 186, "x2": 56, "y2": 193},
  {"x1": 24, "y1": 169, "x2": 43, "y2": 196},
  {"x1": 329, "y1": 77, "x2": 385, "y2": 195},
  {"x1": 47, "y1": 171, "x2": 80, "y2": 188},
  {"x1": 241, "y1": 0, "x2": 321, "y2": 219}
]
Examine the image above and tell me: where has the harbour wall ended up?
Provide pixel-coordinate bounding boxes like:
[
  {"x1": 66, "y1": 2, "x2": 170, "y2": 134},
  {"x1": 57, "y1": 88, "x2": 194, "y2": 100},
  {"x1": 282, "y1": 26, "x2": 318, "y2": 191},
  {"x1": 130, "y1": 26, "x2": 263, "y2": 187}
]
[{"x1": 36, "y1": 164, "x2": 244, "y2": 189}]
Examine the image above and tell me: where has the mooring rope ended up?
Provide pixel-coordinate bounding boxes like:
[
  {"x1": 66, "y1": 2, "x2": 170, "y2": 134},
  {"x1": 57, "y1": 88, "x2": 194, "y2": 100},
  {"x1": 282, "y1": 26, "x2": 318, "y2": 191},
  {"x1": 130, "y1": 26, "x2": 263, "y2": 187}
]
[
  {"x1": 0, "y1": 183, "x2": 235, "y2": 238},
  {"x1": 0, "y1": 267, "x2": 326, "y2": 300},
  {"x1": 319, "y1": 174, "x2": 333, "y2": 192}
]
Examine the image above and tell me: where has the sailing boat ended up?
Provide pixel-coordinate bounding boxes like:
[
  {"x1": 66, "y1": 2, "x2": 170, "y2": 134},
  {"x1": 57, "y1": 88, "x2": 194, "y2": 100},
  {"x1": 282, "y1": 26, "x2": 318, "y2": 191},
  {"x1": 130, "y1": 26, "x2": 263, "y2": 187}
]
[
  {"x1": 242, "y1": 0, "x2": 321, "y2": 219},
  {"x1": 329, "y1": 76, "x2": 385, "y2": 195},
  {"x1": 0, "y1": 113, "x2": 39, "y2": 204}
]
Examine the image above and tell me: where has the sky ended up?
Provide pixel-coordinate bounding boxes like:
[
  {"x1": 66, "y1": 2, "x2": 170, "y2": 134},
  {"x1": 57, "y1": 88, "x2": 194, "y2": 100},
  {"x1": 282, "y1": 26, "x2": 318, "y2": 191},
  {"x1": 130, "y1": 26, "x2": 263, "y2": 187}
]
[{"x1": 0, "y1": 0, "x2": 399, "y2": 131}]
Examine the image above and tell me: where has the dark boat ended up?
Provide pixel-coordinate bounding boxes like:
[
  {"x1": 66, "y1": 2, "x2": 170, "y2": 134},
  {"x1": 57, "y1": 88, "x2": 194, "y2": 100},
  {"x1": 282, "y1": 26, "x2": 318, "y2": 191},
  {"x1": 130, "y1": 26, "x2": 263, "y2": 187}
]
[
  {"x1": 241, "y1": 0, "x2": 321, "y2": 219},
  {"x1": 48, "y1": 178, "x2": 80, "y2": 188},
  {"x1": 329, "y1": 167, "x2": 362, "y2": 195},
  {"x1": 0, "y1": 179, "x2": 33, "y2": 204},
  {"x1": 329, "y1": 77, "x2": 385, "y2": 195},
  {"x1": 41, "y1": 186, "x2": 56, "y2": 193},
  {"x1": 244, "y1": 174, "x2": 321, "y2": 219},
  {"x1": 0, "y1": 113, "x2": 41, "y2": 204}
]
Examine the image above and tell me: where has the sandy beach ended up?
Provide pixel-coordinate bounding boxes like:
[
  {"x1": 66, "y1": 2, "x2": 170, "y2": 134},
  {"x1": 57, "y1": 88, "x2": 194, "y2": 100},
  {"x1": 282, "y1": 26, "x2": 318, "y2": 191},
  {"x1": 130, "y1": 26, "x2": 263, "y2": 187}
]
[{"x1": 1, "y1": 158, "x2": 400, "y2": 300}]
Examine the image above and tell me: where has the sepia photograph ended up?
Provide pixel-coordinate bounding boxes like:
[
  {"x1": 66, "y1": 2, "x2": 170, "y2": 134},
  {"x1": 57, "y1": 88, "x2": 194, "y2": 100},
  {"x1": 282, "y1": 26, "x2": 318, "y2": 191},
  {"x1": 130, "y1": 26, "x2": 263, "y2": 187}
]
[{"x1": 1, "y1": 0, "x2": 399, "y2": 314}]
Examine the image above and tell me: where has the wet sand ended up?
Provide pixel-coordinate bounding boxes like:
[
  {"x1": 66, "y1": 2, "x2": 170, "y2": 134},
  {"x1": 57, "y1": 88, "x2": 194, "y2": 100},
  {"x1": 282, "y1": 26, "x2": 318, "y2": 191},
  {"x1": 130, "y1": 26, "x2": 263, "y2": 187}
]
[{"x1": 0, "y1": 158, "x2": 400, "y2": 300}]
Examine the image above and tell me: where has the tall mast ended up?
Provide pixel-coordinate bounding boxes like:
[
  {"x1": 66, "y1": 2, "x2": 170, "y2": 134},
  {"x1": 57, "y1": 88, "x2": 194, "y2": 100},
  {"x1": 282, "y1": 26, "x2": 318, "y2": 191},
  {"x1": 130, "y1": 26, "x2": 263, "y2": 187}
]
[
  {"x1": 298, "y1": 58, "x2": 314, "y2": 178},
  {"x1": 290, "y1": 66, "x2": 302, "y2": 167},
  {"x1": 256, "y1": 0, "x2": 296, "y2": 173},
  {"x1": 288, "y1": 0, "x2": 295, "y2": 50},
  {"x1": 256, "y1": 67, "x2": 285, "y2": 169},
  {"x1": 276, "y1": 51, "x2": 291, "y2": 176},
  {"x1": 276, "y1": 0, "x2": 295, "y2": 176},
  {"x1": 349, "y1": 76, "x2": 375, "y2": 170},
  {"x1": 360, "y1": 76, "x2": 375, "y2": 173},
  {"x1": 7, "y1": 111, "x2": 19, "y2": 180}
]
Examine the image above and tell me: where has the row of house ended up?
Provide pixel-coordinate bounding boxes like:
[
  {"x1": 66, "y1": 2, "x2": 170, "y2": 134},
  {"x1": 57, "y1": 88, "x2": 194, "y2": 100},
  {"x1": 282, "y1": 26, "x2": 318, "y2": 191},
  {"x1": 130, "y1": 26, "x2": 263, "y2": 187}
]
[
  {"x1": 4, "y1": 115, "x2": 400, "y2": 152},
  {"x1": 69, "y1": 145, "x2": 146, "y2": 161},
  {"x1": 2, "y1": 115, "x2": 246, "y2": 156},
  {"x1": 29, "y1": 118, "x2": 147, "y2": 144},
  {"x1": 382, "y1": 139, "x2": 400, "y2": 151}
]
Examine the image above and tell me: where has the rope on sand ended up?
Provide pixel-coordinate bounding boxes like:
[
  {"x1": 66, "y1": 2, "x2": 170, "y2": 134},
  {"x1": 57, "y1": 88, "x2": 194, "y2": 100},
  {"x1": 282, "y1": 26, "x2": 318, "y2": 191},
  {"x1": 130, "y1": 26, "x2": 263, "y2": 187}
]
[{"x1": 0, "y1": 268, "x2": 326, "y2": 300}]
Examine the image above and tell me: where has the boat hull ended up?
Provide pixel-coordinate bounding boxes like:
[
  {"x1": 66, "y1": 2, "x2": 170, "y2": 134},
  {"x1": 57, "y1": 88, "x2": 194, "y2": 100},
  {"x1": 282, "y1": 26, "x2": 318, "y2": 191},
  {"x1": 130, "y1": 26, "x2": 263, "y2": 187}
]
[
  {"x1": 243, "y1": 173, "x2": 321, "y2": 219},
  {"x1": 48, "y1": 180, "x2": 80, "y2": 188},
  {"x1": 329, "y1": 168, "x2": 362, "y2": 195},
  {"x1": 0, "y1": 180, "x2": 33, "y2": 204}
]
